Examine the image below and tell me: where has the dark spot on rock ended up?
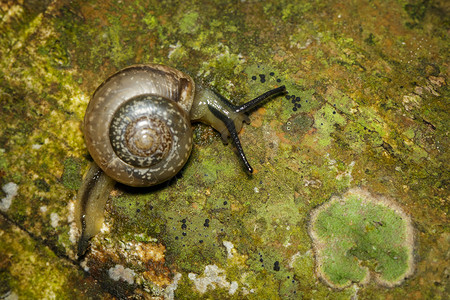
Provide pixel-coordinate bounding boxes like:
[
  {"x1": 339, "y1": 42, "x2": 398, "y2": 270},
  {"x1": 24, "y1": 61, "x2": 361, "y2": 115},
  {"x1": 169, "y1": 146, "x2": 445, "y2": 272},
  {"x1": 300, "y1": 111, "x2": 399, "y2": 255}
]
[
  {"x1": 277, "y1": 78, "x2": 281, "y2": 83},
  {"x1": 34, "y1": 179, "x2": 50, "y2": 192},
  {"x1": 260, "y1": 258, "x2": 263, "y2": 262},
  {"x1": 199, "y1": 240, "x2": 203, "y2": 243},
  {"x1": 182, "y1": 232, "x2": 187, "y2": 236},
  {"x1": 175, "y1": 236, "x2": 178, "y2": 240},
  {"x1": 274, "y1": 261, "x2": 280, "y2": 271},
  {"x1": 364, "y1": 33, "x2": 376, "y2": 45},
  {"x1": 270, "y1": 72, "x2": 274, "y2": 76},
  {"x1": 182, "y1": 219, "x2": 186, "y2": 223},
  {"x1": 136, "y1": 208, "x2": 140, "y2": 213},
  {"x1": 223, "y1": 201, "x2": 228, "y2": 205},
  {"x1": 333, "y1": 111, "x2": 336, "y2": 114},
  {"x1": 181, "y1": 223, "x2": 187, "y2": 230},
  {"x1": 259, "y1": 74, "x2": 266, "y2": 83},
  {"x1": 252, "y1": 75, "x2": 257, "y2": 80}
]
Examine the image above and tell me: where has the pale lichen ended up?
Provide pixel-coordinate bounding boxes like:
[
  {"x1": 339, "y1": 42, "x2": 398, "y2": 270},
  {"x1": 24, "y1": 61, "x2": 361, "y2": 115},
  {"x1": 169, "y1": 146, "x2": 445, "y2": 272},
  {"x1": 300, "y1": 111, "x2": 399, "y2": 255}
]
[
  {"x1": 309, "y1": 188, "x2": 415, "y2": 289},
  {"x1": 188, "y1": 264, "x2": 238, "y2": 295},
  {"x1": 108, "y1": 264, "x2": 136, "y2": 285},
  {"x1": 0, "y1": 182, "x2": 18, "y2": 212}
]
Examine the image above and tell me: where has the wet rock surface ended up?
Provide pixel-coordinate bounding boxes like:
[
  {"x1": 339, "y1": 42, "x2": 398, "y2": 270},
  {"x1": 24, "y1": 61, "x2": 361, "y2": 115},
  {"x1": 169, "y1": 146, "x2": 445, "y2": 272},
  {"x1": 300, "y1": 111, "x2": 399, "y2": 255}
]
[{"x1": 0, "y1": 0, "x2": 448, "y2": 298}]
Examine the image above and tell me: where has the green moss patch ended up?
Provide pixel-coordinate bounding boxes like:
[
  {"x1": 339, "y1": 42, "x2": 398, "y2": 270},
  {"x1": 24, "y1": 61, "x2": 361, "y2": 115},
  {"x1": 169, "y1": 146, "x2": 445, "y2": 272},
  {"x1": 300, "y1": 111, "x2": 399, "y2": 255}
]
[{"x1": 308, "y1": 188, "x2": 415, "y2": 289}]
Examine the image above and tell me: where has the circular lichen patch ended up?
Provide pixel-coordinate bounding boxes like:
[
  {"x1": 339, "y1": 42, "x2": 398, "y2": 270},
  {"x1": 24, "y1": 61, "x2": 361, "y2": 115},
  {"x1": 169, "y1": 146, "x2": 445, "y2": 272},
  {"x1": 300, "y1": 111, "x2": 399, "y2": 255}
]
[{"x1": 308, "y1": 188, "x2": 415, "y2": 289}]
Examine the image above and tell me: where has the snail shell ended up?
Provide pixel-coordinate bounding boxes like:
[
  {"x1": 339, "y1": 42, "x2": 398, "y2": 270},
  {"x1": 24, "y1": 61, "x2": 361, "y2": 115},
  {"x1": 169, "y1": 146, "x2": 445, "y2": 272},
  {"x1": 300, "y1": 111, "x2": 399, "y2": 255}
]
[{"x1": 84, "y1": 65, "x2": 194, "y2": 187}]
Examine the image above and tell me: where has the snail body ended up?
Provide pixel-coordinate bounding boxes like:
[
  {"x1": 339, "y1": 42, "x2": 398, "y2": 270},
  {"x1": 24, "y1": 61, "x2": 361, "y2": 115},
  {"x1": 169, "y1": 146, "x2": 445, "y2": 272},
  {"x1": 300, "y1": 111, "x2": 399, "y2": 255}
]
[{"x1": 76, "y1": 64, "x2": 285, "y2": 257}]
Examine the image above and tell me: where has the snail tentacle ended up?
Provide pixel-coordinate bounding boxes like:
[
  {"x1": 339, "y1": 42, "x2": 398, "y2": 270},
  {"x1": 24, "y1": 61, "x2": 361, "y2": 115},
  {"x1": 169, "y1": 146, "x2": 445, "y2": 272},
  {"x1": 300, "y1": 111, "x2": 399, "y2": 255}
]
[
  {"x1": 234, "y1": 85, "x2": 286, "y2": 113},
  {"x1": 208, "y1": 104, "x2": 253, "y2": 173}
]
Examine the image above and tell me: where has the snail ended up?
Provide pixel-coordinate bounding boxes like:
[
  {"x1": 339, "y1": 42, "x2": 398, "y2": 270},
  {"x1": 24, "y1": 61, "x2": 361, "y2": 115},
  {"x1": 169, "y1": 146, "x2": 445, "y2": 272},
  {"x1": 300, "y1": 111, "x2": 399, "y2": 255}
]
[{"x1": 75, "y1": 64, "x2": 286, "y2": 257}]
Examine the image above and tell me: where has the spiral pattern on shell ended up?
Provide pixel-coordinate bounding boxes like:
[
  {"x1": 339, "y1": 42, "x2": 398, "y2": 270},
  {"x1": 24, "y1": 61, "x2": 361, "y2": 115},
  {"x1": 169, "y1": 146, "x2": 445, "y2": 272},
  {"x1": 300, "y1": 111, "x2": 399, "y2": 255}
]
[{"x1": 84, "y1": 65, "x2": 194, "y2": 187}]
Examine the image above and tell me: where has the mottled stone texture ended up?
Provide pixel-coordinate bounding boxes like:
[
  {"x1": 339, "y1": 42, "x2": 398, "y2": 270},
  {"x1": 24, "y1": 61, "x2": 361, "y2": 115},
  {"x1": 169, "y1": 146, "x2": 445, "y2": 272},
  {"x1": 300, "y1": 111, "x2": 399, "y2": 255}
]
[{"x1": 0, "y1": 0, "x2": 448, "y2": 299}]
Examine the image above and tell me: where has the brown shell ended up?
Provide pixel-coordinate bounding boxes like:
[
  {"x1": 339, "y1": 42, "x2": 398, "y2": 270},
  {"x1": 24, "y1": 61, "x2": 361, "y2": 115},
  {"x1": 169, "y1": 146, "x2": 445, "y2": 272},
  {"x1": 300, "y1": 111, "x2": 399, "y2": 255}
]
[{"x1": 83, "y1": 64, "x2": 194, "y2": 187}]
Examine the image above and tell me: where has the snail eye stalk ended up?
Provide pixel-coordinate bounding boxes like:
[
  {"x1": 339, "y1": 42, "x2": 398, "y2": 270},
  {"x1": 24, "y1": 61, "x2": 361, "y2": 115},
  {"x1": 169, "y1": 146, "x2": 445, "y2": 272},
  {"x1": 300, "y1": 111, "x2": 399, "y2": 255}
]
[
  {"x1": 235, "y1": 85, "x2": 286, "y2": 113},
  {"x1": 208, "y1": 85, "x2": 287, "y2": 174}
]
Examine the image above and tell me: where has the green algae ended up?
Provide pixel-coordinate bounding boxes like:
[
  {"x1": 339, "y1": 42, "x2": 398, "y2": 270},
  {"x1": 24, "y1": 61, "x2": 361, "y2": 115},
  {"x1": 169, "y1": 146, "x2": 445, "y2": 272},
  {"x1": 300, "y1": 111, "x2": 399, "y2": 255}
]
[
  {"x1": 164, "y1": 211, "x2": 228, "y2": 273},
  {"x1": 309, "y1": 188, "x2": 415, "y2": 289},
  {"x1": 313, "y1": 104, "x2": 347, "y2": 147},
  {"x1": 61, "y1": 157, "x2": 82, "y2": 190},
  {"x1": 179, "y1": 11, "x2": 199, "y2": 34},
  {"x1": 291, "y1": 251, "x2": 316, "y2": 288},
  {"x1": 0, "y1": 216, "x2": 99, "y2": 298}
]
